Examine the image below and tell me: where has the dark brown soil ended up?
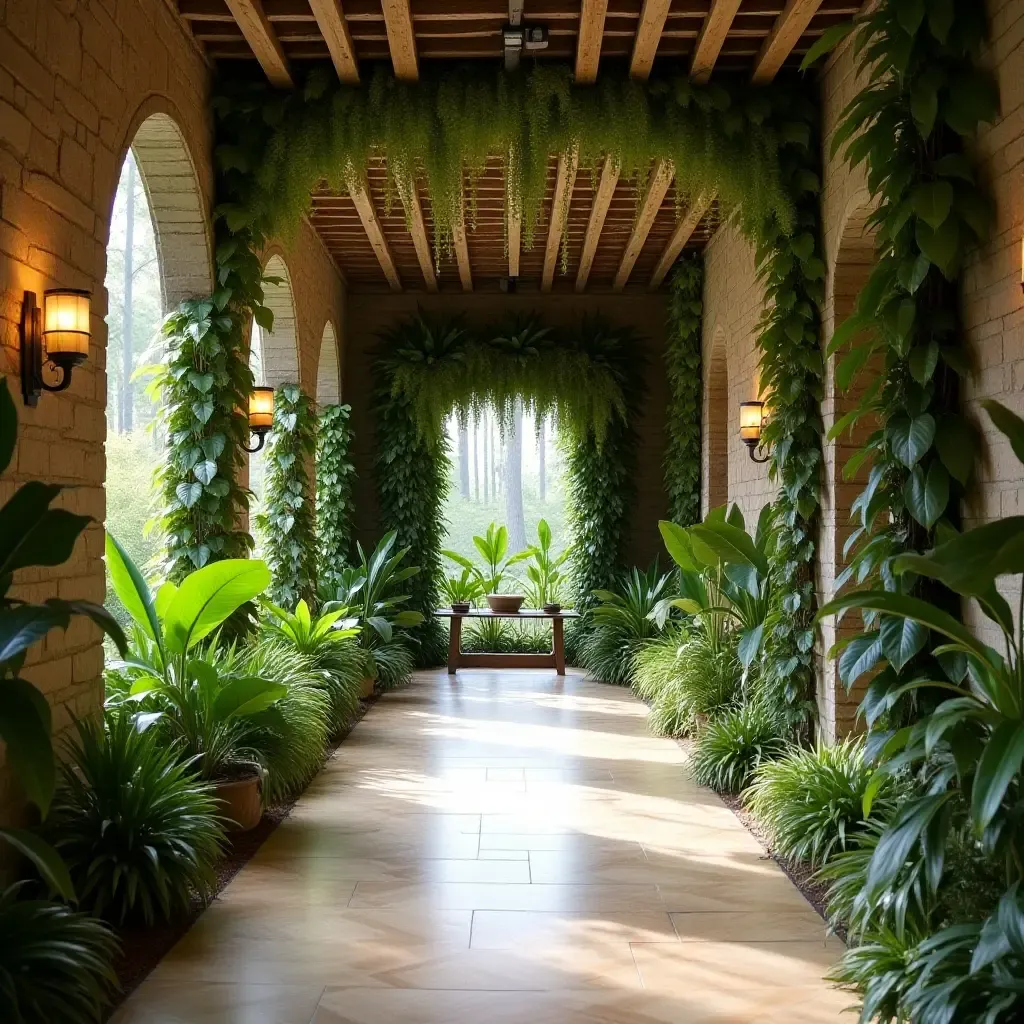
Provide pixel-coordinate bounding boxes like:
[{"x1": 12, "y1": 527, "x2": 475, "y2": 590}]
[{"x1": 105, "y1": 696, "x2": 375, "y2": 1018}]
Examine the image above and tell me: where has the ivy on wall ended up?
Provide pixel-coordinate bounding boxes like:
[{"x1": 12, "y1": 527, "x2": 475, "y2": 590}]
[
  {"x1": 663, "y1": 257, "x2": 703, "y2": 527},
  {"x1": 316, "y1": 403, "x2": 357, "y2": 591},
  {"x1": 256, "y1": 384, "x2": 317, "y2": 607}
]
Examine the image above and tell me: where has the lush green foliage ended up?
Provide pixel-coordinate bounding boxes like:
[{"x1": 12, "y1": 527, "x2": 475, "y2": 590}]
[
  {"x1": 438, "y1": 568, "x2": 485, "y2": 607},
  {"x1": 0, "y1": 882, "x2": 118, "y2": 1024},
  {"x1": 0, "y1": 379, "x2": 127, "y2": 899},
  {"x1": 664, "y1": 256, "x2": 703, "y2": 526},
  {"x1": 257, "y1": 384, "x2": 317, "y2": 607},
  {"x1": 689, "y1": 703, "x2": 786, "y2": 794},
  {"x1": 514, "y1": 519, "x2": 572, "y2": 607},
  {"x1": 315, "y1": 403, "x2": 356, "y2": 591},
  {"x1": 47, "y1": 713, "x2": 224, "y2": 925},
  {"x1": 213, "y1": 66, "x2": 798, "y2": 264},
  {"x1": 443, "y1": 522, "x2": 529, "y2": 594},
  {"x1": 577, "y1": 565, "x2": 669, "y2": 685},
  {"x1": 745, "y1": 739, "x2": 896, "y2": 868}
]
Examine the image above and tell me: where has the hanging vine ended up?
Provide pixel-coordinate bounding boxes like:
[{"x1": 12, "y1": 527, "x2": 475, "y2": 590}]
[
  {"x1": 256, "y1": 384, "x2": 317, "y2": 607},
  {"x1": 316, "y1": 402, "x2": 357, "y2": 591},
  {"x1": 663, "y1": 256, "x2": 703, "y2": 527}
]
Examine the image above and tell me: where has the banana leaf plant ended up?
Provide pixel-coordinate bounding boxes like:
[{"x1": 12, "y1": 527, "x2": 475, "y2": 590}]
[
  {"x1": 0, "y1": 378, "x2": 127, "y2": 900},
  {"x1": 656, "y1": 503, "x2": 779, "y2": 673},
  {"x1": 818, "y1": 400, "x2": 1024, "y2": 995},
  {"x1": 442, "y1": 522, "x2": 530, "y2": 594},
  {"x1": 105, "y1": 535, "x2": 284, "y2": 781}
]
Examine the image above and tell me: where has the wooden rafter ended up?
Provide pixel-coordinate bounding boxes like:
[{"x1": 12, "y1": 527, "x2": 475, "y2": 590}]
[
  {"x1": 629, "y1": 0, "x2": 671, "y2": 80},
  {"x1": 452, "y1": 206, "x2": 473, "y2": 291},
  {"x1": 347, "y1": 179, "x2": 402, "y2": 291},
  {"x1": 575, "y1": 0, "x2": 609, "y2": 85},
  {"x1": 541, "y1": 150, "x2": 579, "y2": 292},
  {"x1": 649, "y1": 193, "x2": 715, "y2": 290},
  {"x1": 612, "y1": 158, "x2": 673, "y2": 292},
  {"x1": 752, "y1": 0, "x2": 825, "y2": 83},
  {"x1": 401, "y1": 182, "x2": 438, "y2": 293},
  {"x1": 575, "y1": 156, "x2": 620, "y2": 293},
  {"x1": 690, "y1": 0, "x2": 743, "y2": 83},
  {"x1": 307, "y1": 0, "x2": 359, "y2": 83},
  {"x1": 381, "y1": 0, "x2": 419, "y2": 80},
  {"x1": 222, "y1": 0, "x2": 292, "y2": 87}
]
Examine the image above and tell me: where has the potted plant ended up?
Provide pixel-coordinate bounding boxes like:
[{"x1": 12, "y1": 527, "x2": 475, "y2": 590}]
[
  {"x1": 515, "y1": 519, "x2": 572, "y2": 613},
  {"x1": 105, "y1": 535, "x2": 282, "y2": 831},
  {"x1": 443, "y1": 522, "x2": 530, "y2": 614},
  {"x1": 439, "y1": 568, "x2": 483, "y2": 614}
]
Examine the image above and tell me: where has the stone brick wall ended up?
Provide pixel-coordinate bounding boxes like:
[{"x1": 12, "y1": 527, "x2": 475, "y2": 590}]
[{"x1": 341, "y1": 291, "x2": 670, "y2": 569}]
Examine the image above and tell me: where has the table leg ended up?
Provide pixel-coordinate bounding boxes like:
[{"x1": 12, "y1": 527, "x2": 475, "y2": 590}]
[
  {"x1": 553, "y1": 616, "x2": 565, "y2": 675},
  {"x1": 447, "y1": 616, "x2": 462, "y2": 675}
]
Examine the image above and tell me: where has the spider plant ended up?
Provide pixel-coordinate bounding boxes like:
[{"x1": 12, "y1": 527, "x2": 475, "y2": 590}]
[{"x1": 689, "y1": 702, "x2": 786, "y2": 794}]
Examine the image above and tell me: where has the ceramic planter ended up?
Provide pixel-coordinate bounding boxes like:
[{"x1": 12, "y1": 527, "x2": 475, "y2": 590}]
[
  {"x1": 360, "y1": 675, "x2": 375, "y2": 698},
  {"x1": 486, "y1": 594, "x2": 524, "y2": 613},
  {"x1": 215, "y1": 764, "x2": 263, "y2": 832},
  {"x1": 451, "y1": 602, "x2": 471, "y2": 614},
  {"x1": 543, "y1": 602, "x2": 562, "y2": 614}
]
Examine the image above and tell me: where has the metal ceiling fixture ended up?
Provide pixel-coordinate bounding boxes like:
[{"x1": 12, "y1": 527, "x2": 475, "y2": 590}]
[{"x1": 503, "y1": 0, "x2": 548, "y2": 71}]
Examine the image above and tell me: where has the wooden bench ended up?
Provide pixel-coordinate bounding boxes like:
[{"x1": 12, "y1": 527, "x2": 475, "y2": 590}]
[{"x1": 434, "y1": 608, "x2": 580, "y2": 676}]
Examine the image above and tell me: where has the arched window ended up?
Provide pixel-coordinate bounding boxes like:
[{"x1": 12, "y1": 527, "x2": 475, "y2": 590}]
[
  {"x1": 259, "y1": 255, "x2": 300, "y2": 387},
  {"x1": 316, "y1": 321, "x2": 341, "y2": 406}
]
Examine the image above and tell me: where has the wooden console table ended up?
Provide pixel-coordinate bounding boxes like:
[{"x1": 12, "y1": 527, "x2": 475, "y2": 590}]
[{"x1": 434, "y1": 608, "x2": 580, "y2": 676}]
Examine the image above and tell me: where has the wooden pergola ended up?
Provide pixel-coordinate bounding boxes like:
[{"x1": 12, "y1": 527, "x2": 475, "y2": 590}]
[{"x1": 175, "y1": 0, "x2": 855, "y2": 291}]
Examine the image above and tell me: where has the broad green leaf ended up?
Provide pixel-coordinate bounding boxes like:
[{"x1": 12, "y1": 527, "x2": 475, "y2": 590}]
[
  {"x1": 737, "y1": 623, "x2": 765, "y2": 668},
  {"x1": 934, "y1": 414, "x2": 975, "y2": 485},
  {"x1": 972, "y1": 722, "x2": 1024, "y2": 831},
  {"x1": 0, "y1": 828, "x2": 75, "y2": 902},
  {"x1": 888, "y1": 412, "x2": 935, "y2": 468},
  {"x1": 903, "y1": 461, "x2": 949, "y2": 528},
  {"x1": 838, "y1": 631, "x2": 882, "y2": 686},
  {"x1": 912, "y1": 181, "x2": 953, "y2": 229},
  {"x1": 105, "y1": 533, "x2": 160, "y2": 646},
  {"x1": 0, "y1": 483, "x2": 89, "y2": 576},
  {"x1": 213, "y1": 675, "x2": 287, "y2": 720},
  {"x1": 0, "y1": 678, "x2": 54, "y2": 813},
  {"x1": 658, "y1": 521, "x2": 701, "y2": 572},
  {"x1": 690, "y1": 521, "x2": 769, "y2": 576},
  {"x1": 879, "y1": 614, "x2": 929, "y2": 672},
  {"x1": 0, "y1": 604, "x2": 68, "y2": 665},
  {"x1": 799, "y1": 20, "x2": 856, "y2": 69},
  {"x1": 916, "y1": 217, "x2": 960, "y2": 278}
]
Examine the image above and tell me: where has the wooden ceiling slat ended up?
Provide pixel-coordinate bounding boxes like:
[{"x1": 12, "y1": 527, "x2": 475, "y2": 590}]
[
  {"x1": 402, "y1": 183, "x2": 439, "y2": 292},
  {"x1": 629, "y1": 0, "x2": 672, "y2": 79},
  {"x1": 689, "y1": 0, "x2": 742, "y2": 81},
  {"x1": 382, "y1": 0, "x2": 419, "y2": 79},
  {"x1": 542, "y1": 150, "x2": 579, "y2": 292},
  {"x1": 751, "y1": 0, "x2": 825, "y2": 82},
  {"x1": 222, "y1": 0, "x2": 293, "y2": 86},
  {"x1": 347, "y1": 180, "x2": 403, "y2": 290},
  {"x1": 508, "y1": 204, "x2": 522, "y2": 278},
  {"x1": 575, "y1": 0, "x2": 610, "y2": 84},
  {"x1": 307, "y1": 0, "x2": 360, "y2": 82},
  {"x1": 613, "y1": 158, "x2": 673, "y2": 291},
  {"x1": 649, "y1": 191, "x2": 714, "y2": 288},
  {"x1": 575, "y1": 156, "x2": 620, "y2": 293}
]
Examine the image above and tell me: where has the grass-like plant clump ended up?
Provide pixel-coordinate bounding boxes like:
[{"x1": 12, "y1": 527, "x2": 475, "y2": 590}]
[{"x1": 689, "y1": 703, "x2": 786, "y2": 794}]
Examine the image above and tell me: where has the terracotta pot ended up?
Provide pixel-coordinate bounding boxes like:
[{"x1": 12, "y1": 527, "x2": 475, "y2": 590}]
[
  {"x1": 487, "y1": 594, "x2": 524, "y2": 614},
  {"x1": 451, "y1": 602, "x2": 471, "y2": 614},
  {"x1": 214, "y1": 766, "x2": 263, "y2": 832},
  {"x1": 543, "y1": 603, "x2": 562, "y2": 614},
  {"x1": 359, "y1": 675, "x2": 375, "y2": 698}
]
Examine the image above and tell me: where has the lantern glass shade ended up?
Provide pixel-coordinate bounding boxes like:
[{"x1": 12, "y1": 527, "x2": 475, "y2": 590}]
[
  {"x1": 42, "y1": 289, "x2": 90, "y2": 362},
  {"x1": 739, "y1": 401, "x2": 765, "y2": 443},
  {"x1": 249, "y1": 386, "x2": 275, "y2": 431}
]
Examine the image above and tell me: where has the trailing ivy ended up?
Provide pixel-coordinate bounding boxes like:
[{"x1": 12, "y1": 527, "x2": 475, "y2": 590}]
[
  {"x1": 663, "y1": 256, "x2": 703, "y2": 526},
  {"x1": 316, "y1": 403, "x2": 356, "y2": 590},
  {"x1": 750, "y1": 87, "x2": 827, "y2": 733},
  {"x1": 212, "y1": 66, "x2": 799, "y2": 265},
  {"x1": 256, "y1": 384, "x2": 317, "y2": 607}
]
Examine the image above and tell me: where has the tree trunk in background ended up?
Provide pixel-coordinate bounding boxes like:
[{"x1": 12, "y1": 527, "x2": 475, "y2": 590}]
[
  {"x1": 538, "y1": 417, "x2": 546, "y2": 501},
  {"x1": 472, "y1": 413, "x2": 480, "y2": 501},
  {"x1": 120, "y1": 155, "x2": 135, "y2": 434},
  {"x1": 493, "y1": 419, "x2": 501, "y2": 498},
  {"x1": 505, "y1": 400, "x2": 526, "y2": 552},
  {"x1": 458, "y1": 422, "x2": 470, "y2": 498},
  {"x1": 482, "y1": 409, "x2": 490, "y2": 503}
]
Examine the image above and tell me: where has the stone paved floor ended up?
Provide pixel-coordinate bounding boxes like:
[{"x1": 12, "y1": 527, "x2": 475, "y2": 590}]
[{"x1": 113, "y1": 668, "x2": 849, "y2": 1023}]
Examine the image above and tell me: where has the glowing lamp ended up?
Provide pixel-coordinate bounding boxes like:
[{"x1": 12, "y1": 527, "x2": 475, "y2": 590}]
[
  {"x1": 243, "y1": 386, "x2": 275, "y2": 453},
  {"x1": 739, "y1": 401, "x2": 769, "y2": 464},
  {"x1": 21, "y1": 289, "x2": 91, "y2": 405}
]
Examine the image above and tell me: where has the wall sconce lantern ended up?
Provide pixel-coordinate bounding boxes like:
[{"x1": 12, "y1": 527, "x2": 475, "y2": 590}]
[
  {"x1": 243, "y1": 386, "x2": 274, "y2": 453},
  {"x1": 21, "y1": 289, "x2": 91, "y2": 406},
  {"x1": 739, "y1": 400, "x2": 770, "y2": 464}
]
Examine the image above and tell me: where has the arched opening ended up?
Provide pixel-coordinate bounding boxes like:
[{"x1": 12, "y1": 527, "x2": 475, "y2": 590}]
[
  {"x1": 103, "y1": 112, "x2": 211, "y2": 629},
  {"x1": 818, "y1": 200, "x2": 878, "y2": 741},
  {"x1": 316, "y1": 321, "x2": 341, "y2": 406},
  {"x1": 704, "y1": 328, "x2": 729, "y2": 514}
]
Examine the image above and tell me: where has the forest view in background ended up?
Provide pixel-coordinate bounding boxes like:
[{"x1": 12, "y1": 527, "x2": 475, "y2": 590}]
[
  {"x1": 440, "y1": 405, "x2": 568, "y2": 586},
  {"x1": 103, "y1": 150, "x2": 164, "y2": 628}
]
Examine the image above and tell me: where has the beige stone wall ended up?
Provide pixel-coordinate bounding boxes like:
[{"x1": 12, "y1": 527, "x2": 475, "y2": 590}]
[{"x1": 341, "y1": 290, "x2": 670, "y2": 570}]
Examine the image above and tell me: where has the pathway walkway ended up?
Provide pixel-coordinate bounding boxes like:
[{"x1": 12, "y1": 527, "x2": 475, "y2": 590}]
[{"x1": 113, "y1": 669, "x2": 849, "y2": 1023}]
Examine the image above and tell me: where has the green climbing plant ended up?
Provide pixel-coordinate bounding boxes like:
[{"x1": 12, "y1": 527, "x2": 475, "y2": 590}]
[
  {"x1": 257, "y1": 384, "x2": 317, "y2": 607},
  {"x1": 664, "y1": 256, "x2": 703, "y2": 527},
  {"x1": 316, "y1": 403, "x2": 356, "y2": 592}
]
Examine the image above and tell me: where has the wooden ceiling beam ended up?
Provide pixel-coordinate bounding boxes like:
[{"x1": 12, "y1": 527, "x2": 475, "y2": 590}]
[
  {"x1": 690, "y1": 0, "x2": 743, "y2": 83},
  {"x1": 649, "y1": 192, "x2": 714, "y2": 289},
  {"x1": 542, "y1": 149, "x2": 579, "y2": 292},
  {"x1": 347, "y1": 179, "x2": 402, "y2": 291},
  {"x1": 401, "y1": 182, "x2": 438, "y2": 292},
  {"x1": 575, "y1": 156, "x2": 620, "y2": 293},
  {"x1": 612, "y1": 158, "x2": 673, "y2": 291},
  {"x1": 751, "y1": 0, "x2": 825, "y2": 83},
  {"x1": 575, "y1": 0, "x2": 610, "y2": 84},
  {"x1": 629, "y1": 0, "x2": 672, "y2": 80},
  {"x1": 452, "y1": 205, "x2": 473, "y2": 291},
  {"x1": 381, "y1": 0, "x2": 419, "y2": 80},
  {"x1": 307, "y1": 0, "x2": 359, "y2": 82},
  {"x1": 222, "y1": 0, "x2": 293, "y2": 86}
]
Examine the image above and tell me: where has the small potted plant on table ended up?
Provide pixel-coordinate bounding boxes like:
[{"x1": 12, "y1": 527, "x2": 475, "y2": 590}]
[{"x1": 440, "y1": 568, "x2": 483, "y2": 615}]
